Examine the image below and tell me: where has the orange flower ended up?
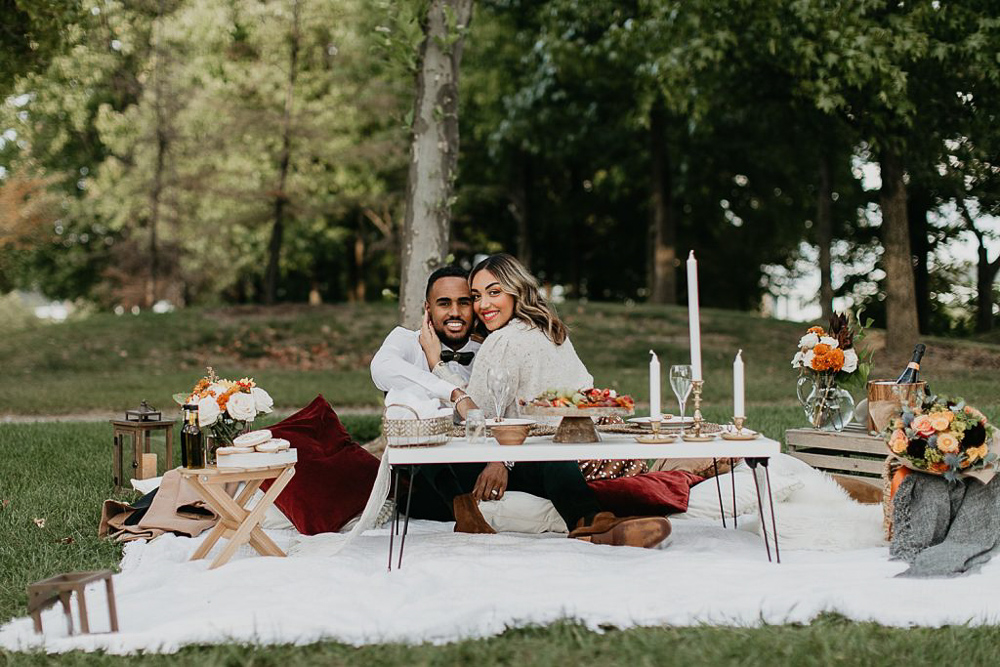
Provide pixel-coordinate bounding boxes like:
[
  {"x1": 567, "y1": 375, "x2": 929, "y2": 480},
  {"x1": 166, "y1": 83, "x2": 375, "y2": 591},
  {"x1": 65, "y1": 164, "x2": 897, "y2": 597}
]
[
  {"x1": 929, "y1": 411, "x2": 954, "y2": 432},
  {"x1": 813, "y1": 343, "x2": 831, "y2": 356},
  {"x1": 808, "y1": 326, "x2": 826, "y2": 335},
  {"x1": 930, "y1": 461, "x2": 949, "y2": 473},
  {"x1": 826, "y1": 348, "x2": 845, "y2": 372}
]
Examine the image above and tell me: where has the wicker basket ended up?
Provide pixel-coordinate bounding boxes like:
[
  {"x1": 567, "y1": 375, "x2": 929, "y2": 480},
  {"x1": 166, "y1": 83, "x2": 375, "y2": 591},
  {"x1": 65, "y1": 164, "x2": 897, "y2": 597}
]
[{"x1": 382, "y1": 404, "x2": 451, "y2": 447}]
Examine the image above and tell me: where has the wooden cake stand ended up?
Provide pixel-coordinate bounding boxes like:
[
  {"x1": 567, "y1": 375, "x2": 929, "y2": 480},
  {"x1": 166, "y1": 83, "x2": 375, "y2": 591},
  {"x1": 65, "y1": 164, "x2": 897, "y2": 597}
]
[{"x1": 519, "y1": 405, "x2": 634, "y2": 443}]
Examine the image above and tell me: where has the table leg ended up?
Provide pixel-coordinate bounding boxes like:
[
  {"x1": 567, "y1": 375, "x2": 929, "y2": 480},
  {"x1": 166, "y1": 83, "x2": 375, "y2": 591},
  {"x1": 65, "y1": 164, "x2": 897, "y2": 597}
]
[
  {"x1": 105, "y1": 576, "x2": 119, "y2": 632},
  {"x1": 388, "y1": 466, "x2": 399, "y2": 572},
  {"x1": 187, "y1": 477, "x2": 230, "y2": 560},
  {"x1": 747, "y1": 458, "x2": 773, "y2": 563},
  {"x1": 764, "y1": 461, "x2": 781, "y2": 564},
  {"x1": 712, "y1": 458, "x2": 727, "y2": 528},
  {"x1": 397, "y1": 465, "x2": 416, "y2": 570},
  {"x1": 730, "y1": 458, "x2": 738, "y2": 528}
]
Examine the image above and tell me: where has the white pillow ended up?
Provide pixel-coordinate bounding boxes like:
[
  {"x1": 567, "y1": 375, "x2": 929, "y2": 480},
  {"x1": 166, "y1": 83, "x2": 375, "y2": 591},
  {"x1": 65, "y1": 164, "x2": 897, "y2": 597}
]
[
  {"x1": 683, "y1": 454, "x2": 804, "y2": 521},
  {"x1": 478, "y1": 491, "x2": 568, "y2": 534}
]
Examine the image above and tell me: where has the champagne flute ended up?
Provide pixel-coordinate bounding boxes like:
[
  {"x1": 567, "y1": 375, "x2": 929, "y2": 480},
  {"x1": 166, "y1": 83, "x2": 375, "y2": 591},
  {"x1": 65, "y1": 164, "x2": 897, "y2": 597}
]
[
  {"x1": 670, "y1": 365, "x2": 693, "y2": 423},
  {"x1": 486, "y1": 367, "x2": 511, "y2": 421}
]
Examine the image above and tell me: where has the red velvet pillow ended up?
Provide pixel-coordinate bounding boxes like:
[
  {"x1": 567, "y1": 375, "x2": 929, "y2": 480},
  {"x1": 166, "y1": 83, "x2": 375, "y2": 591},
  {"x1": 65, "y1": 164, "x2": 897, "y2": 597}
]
[
  {"x1": 587, "y1": 471, "x2": 703, "y2": 516},
  {"x1": 260, "y1": 395, "x2": 380, "y2": 535}
]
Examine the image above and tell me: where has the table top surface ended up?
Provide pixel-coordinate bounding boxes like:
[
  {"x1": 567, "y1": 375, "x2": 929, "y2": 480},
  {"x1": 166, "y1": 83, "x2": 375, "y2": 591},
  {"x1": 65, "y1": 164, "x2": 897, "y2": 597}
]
[
  {"x1": 177, "y1": 461, "x2": 295, "y2": 477},
  {"x1": 385, "y1": 432, "x2": 779, "y2": 465}
]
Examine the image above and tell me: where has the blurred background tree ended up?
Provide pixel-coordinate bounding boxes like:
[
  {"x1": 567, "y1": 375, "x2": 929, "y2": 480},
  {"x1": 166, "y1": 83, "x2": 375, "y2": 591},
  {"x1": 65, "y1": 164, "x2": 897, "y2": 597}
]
[{"x1": 1, "y1": 0, "x2": 998, "y2": 340}]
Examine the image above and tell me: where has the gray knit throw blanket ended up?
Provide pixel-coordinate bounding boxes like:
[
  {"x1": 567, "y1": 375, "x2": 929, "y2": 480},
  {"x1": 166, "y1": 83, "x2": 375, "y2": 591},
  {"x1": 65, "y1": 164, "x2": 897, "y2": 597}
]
[{"x1": 890, "y1": 472, "x2": 1000, "y2": 577}]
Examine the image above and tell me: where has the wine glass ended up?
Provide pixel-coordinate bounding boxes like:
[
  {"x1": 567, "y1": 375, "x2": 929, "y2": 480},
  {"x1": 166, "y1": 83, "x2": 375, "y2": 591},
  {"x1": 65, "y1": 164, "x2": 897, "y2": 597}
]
[
  {"x1": 486, "y1": 367, "x2": 511, "y2": 422},
  {"x1": 670, "y1": 365, "x2": 693, "y2": 423}
]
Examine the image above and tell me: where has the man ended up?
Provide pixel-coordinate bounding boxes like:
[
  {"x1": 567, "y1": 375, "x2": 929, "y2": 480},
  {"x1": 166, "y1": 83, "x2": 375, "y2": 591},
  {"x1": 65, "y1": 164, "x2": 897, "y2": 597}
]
[
  {"x1": 371, "y1": 264, "x2": 479, "y2": 407},
  {"x1": 370, "y1": 266, "x2": 670, "y2": 548}
]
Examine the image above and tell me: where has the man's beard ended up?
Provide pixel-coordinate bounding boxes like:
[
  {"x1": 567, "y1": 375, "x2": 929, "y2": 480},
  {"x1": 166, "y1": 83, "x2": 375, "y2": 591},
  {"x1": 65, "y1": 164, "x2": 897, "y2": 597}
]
[{"x1": 435, "y1": 319, "x2": 470, "y2": 347}]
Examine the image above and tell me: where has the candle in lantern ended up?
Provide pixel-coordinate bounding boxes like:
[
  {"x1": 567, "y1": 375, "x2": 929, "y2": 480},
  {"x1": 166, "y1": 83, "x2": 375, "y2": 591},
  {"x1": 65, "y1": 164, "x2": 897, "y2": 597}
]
[
  {"x1": 687, "y1": 251, "x2": 703, "y2": 381},
  {"x1": 649, "y1": 350, "x2": 661, "y2": 420},
  {"x1": 733, "y1": 349, "x2": 745, "y2": 419}
]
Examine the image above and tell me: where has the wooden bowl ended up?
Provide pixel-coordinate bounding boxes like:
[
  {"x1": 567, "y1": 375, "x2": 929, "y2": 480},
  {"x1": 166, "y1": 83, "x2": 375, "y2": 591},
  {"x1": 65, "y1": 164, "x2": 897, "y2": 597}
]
[{"x1": 491, "y1": 423, "x2": 529, "y2": 446}]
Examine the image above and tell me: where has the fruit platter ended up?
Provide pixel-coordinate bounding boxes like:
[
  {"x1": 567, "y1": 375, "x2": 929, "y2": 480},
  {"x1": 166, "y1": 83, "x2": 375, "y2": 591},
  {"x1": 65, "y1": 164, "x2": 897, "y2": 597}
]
[{"x1": 519, "y1": 388, "x2": 634, "y2": 443}]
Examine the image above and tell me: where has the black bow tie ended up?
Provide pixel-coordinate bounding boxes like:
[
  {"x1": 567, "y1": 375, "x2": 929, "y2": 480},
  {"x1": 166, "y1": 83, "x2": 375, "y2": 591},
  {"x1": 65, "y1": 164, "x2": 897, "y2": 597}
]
[{"x1": 441, "y1": 349, "x2": 475, "y2": 365}]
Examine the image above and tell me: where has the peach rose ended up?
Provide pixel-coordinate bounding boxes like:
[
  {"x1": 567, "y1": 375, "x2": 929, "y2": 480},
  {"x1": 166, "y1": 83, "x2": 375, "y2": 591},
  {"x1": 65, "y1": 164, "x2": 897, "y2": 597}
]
[
  {"x1": 937, "y1": 432, "x2": 960, "y2": 454},
  {"x1": 889, "y1": 430, "x2": 909, "y2": 454},
  {"x1": 929, "y1": 411, "x2": 954, "y2": 432},
  {"x1": 912, "y1": 414, "x2": 935, "y2": 438}
]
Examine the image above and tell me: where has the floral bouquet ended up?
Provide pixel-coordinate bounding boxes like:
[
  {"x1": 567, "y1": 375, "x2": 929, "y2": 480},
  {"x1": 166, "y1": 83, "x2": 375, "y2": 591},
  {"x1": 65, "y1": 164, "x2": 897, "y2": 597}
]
[
  {"x1": 173, "y1": 367, "x2": 274, "y2": 445},
  {"x1": 885, "y1": 394, "x2": 997, "y2": 483},
  {"x1": 791, "y1": 312, "x2": 873, "y2": 429}
]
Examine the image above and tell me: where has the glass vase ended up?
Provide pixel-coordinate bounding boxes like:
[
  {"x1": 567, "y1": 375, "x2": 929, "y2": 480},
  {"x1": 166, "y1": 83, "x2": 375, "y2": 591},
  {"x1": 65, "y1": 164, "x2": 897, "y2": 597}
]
[{"x1": 796, "y1": 375, "x2": 855, "y2": 432}]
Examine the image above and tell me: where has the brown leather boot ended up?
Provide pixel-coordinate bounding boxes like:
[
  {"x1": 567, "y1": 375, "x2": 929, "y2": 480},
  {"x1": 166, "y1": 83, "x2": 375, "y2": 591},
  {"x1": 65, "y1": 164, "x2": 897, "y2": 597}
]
[
  {"x1": 569, "y1": 511, "x2": 671, "y2": 548},
  {"x1": 453, "y1": 493, "x2": 496, "y2": 534}
]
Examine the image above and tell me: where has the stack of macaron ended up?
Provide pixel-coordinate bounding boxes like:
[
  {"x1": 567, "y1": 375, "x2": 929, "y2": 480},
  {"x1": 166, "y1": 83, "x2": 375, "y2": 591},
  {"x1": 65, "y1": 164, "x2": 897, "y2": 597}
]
[{"x1": 216, "y1": 429, "x2": 291, "y2": 457}]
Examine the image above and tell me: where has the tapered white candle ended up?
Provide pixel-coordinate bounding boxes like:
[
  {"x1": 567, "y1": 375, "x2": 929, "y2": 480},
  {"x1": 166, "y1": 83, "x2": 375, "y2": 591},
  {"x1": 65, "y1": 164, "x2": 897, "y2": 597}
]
[
  {"x1": 649, "y1": 350, "x2": 661, "y2": 420},
  {"x1": 734, "y1": 349, "x2": 745, "y2": 419},
  {"x1": 687, "y1": 251, "x2": 703, "y2": 380}
]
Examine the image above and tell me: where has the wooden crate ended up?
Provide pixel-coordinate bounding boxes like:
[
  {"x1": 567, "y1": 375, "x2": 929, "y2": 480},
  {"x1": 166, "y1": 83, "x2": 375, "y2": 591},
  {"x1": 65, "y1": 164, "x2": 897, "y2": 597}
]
[{"x1": 786, "y1": 424, "x2": 886, "y2": 478}]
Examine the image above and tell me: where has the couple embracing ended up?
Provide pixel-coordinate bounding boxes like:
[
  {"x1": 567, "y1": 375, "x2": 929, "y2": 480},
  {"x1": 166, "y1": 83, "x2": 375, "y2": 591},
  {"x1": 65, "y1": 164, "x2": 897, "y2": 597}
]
[{"x1": 371, "y1": 254, "x2": 671, "y2": 549}]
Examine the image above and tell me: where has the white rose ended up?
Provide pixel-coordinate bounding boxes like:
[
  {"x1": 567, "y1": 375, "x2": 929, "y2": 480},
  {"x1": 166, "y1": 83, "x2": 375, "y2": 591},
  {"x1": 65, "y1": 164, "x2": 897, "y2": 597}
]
[
  {"x1": 226, "y1": 391, "x2": 257, "y2": 421},
  {"x1": 208, "y1": 383, "x2": 228, "y2": 397},
  {"x1": 791, "y1": 351, "x2": 804, "y2": 369},
  {"x1": 802, "y1": 350, "x2": 815, "y2": 370},
  {"x1": 819, "y1": 336, "x2": 839, "y2": 349},
  {"x1": 798, "y1": 333, "x2": 820, "y2": 349},
  {"x1": 842, "y1": 348, "x2": 859, "y2": 373},
  {"x1": 251, "y1": 387, "x2": 274, "y2": 413},
  {"x1": 197, "y1": 396, "x2": 221, "y2": 427}
]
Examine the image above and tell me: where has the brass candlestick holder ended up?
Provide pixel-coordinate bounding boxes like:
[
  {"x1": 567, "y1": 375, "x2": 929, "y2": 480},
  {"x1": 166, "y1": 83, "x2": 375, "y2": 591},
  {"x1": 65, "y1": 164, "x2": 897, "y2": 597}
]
[
  {"x1": 682, "y1": 380, "x2": 713, "y2": 442},
  {"x1": 721, "y1": 415, "x2": 760, "y2": 440}
]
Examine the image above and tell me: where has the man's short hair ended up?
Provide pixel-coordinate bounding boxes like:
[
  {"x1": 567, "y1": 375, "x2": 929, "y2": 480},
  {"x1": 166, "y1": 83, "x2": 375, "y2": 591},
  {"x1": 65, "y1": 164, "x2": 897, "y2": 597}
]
[{"x1": 425, "y1": 265, "x2": 469, "y2": 298}]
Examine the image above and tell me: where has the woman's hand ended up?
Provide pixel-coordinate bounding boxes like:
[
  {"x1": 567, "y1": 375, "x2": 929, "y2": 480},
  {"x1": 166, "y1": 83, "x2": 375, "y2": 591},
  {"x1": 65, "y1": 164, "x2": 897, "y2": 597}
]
[
  {"x1": 473, "y1": 462, "x2": 508, "y2": 501},
  {"x1": 419, "y1": 310, "x2": 442, "y2": 368}
]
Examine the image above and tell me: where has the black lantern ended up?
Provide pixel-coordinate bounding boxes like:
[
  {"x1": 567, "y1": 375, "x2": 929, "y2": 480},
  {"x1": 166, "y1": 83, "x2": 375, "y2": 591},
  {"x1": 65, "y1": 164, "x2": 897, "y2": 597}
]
[{"x1": 110, "y1": 400, "x2": 174, "y2": 489}]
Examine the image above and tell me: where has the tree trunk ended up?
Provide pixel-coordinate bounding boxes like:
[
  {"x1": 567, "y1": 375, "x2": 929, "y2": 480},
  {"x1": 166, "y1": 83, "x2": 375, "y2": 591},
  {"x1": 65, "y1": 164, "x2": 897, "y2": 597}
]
[
  {"x1": 398, "y1": 0, "x2": 474, "y2": 328},
  {"x1": 816, "y1": 153, "x2": 833, "y2": 322},
  {"x1": 907, "y1": 188, "x2": 931, "y2": 334},
  {"x1": 974, "y1": 235, "x2": 1000, "y2": 333},
  {"x1": 353, "y1": 233, "x2": 366, "y2": 302},
  {"x1": 264, "y1": 0, "x2": 300, "y2": 306},
  {"x1": 648, "y1": 101, "x2": 677, "y2": 304},
  {"x1": 146, "y1": 0, "x2": 168, "y2": 310},
  {"x1": 879, "y1": 146, "x2": 920, "y2": 357},
  {"x1": 509, "y1": 151, "x2": 532, "y2": 269}
]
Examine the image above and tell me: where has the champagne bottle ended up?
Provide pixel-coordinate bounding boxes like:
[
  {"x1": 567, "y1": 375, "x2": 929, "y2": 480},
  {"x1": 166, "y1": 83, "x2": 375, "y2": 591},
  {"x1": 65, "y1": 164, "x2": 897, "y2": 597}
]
[
  {"x1": 895, "y1": 343, "x2": 926, "y2": 384},
  {"x1": 181, "y1": 404, "x2": 206, "y2": 469}
]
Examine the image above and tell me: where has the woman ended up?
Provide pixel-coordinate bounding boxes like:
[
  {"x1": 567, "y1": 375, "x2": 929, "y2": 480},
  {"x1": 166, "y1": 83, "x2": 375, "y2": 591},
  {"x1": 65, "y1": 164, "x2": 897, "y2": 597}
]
[{"x1": 465, "y1": 253, "x2": 592, "y2": 418}]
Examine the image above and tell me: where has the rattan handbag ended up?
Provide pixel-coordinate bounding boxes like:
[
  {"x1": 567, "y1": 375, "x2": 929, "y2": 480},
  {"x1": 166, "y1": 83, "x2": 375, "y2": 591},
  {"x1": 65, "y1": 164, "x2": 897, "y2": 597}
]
[{"x1": 381, "y1": 404, "x2": 451, "y2": 447}]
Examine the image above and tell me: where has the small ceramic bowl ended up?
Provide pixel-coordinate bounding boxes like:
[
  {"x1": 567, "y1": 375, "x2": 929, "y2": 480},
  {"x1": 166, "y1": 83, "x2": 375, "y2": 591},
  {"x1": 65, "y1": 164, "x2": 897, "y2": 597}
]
[{"x1": 491, "y1": 423, "x2": 530, "y2": 446}]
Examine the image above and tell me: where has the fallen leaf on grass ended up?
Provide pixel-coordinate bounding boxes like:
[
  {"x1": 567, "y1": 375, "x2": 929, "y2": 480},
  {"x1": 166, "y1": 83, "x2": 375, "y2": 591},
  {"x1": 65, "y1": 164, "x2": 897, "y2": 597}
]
[
  {"x1": 58, "y1": 536, "x2": 75, "y2": 545},
  {"x1": 1, "y1": 499, "x2": 9, "y2": 510},
  {"x1": 33, "y1": 518, "x2": 46, "y2": 528}
]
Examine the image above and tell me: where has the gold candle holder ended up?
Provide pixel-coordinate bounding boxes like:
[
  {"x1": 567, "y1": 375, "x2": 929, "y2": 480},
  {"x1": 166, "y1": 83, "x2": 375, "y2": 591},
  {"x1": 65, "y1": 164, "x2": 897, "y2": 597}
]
[
  {"x1": 721, "y1": 415, "x2": 759, "y2": 440},
  {"x1": 682, "y1": 380, "x2": 713, "y2": 442}
]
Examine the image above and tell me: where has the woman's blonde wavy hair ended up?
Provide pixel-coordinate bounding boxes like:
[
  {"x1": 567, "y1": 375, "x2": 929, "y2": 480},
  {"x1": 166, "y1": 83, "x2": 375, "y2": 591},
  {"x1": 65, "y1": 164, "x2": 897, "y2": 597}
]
[{"x1": 469, "y1": 253, "x2": 569, "y2": 345}]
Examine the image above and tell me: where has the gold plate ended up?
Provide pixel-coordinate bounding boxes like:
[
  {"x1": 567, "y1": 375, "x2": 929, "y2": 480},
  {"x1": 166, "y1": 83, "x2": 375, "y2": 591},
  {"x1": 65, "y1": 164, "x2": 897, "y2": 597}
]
[
  {"x1": 634, "y1": 434, "x2": 677, "y2": 444},
  {"x1": 720, "y1": 431, "x2": 760, "y2": 441}
]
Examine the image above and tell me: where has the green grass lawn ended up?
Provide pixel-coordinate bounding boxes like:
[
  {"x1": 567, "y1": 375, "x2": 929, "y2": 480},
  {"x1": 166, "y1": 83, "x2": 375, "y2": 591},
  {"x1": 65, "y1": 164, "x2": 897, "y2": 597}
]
[
  {"x1": 3, "y1": 301, "x2": 999, "y2": 417},
  {"x1": 3, "y1": 302, "x2": 1000, "y2": 663}
]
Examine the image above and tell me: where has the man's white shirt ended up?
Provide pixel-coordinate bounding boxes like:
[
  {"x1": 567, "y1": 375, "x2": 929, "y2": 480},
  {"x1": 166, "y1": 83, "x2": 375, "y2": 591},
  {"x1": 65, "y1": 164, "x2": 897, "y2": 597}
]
[{"x1": 370, "y1": 326, "x2": 480, "y2": 401}]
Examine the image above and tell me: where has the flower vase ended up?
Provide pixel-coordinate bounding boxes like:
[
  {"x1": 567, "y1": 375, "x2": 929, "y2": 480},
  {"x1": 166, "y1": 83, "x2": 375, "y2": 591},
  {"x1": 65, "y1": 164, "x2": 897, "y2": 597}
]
[
  {"x1": 796, "y1": 375, "x2": 855, "y2": 432},
  {"x1": 206, "y1": 416, "x2": 249, "y2": 464}
]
